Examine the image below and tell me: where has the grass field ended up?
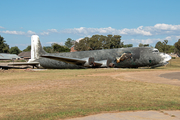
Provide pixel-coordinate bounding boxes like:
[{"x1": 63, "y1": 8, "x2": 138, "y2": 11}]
[
  {"x1": 0, "y1": 58, "x2": 180, "y2": 120},
  {"x1": 0, "y1": 59, "x2": 26, "y2": 63}
]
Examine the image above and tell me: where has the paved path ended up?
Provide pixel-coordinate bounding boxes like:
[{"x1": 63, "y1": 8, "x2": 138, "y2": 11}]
[{"x1": 67, "y1": 110, "x2": 180, "y2": 120}]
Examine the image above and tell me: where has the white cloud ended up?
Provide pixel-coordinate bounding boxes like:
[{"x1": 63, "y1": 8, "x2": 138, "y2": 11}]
[
  {"x1": 8, "y1": 23, "x2": 175, "y2": 38},
  {"x1": 120, "y1": 26, "x2": 152, "y2": 36},
  {"x1": 46, "y1": 42, "x2": 64, "y2": 45},
  {"x1": 128, "y1": 38, "x2": 164, "y2": 45},
  {"x1": 11, "y1": 43, "x2": 29, "y2": 47},
  {"x1": 0, "y1": 30, "x2": 37, "y2": 35},
  {"x1": 0, "y1": 26, "x2": 5, "y2": 29},
  {"x1": 154, "y1": 23, "x2": 180, "y2": 30},
  {"x1": 27, "y1": 30, "x2": 36, "y2": 35},
  {"x1": 159, "y1": 35, "x2": 180, "y2": 42},
  {"x1": 144, "y1": 24, "x2": 180, "y2": 36},
  {"x1": 48, "y1": 29, "x2": 58, "y2": 33},
  {"x1": 141, "y1": 39, "x2": 154, "y2": 44},
  {"x1": 165, "y1": 36, "x2": 172, "y2": 40},
  {"x1": 1, "y1": 24, "x2": 180, "y2": 47},
  {"x1": 175, "y1": 36, "x2": 180, "y2": 40},
  {"x1": 0, "y1": 30, "x2": 25, "y2": 35},
  {"x1": 76, "y1": 38, "x2": 83, "y2": 42},
  {"x1": 46, "y1": 42, "x2": 55, "y2": 44},
  {"x1": 38, "y1": 29, "x2": 58, "y2": 36},
  {"x1": 62, "y1": 26, "x2": 152, "y2": 36},
  {"x1": 61, "y1": 23, "x2": 180, "y2": 37},
  {"x1": 40, "y1": 31, "x2": 49, "y2": 35}
]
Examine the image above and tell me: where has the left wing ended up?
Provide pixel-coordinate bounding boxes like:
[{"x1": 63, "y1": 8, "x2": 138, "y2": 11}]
[
  {"x1": 8, "y1": 62, "x2": 40, "y2": 68},
  {"x1": 41, "y1": 55, "x2": 112, "y2": 68},
  {"x1": 41, "y1": 55, "x2": 94, "y2": 67}
]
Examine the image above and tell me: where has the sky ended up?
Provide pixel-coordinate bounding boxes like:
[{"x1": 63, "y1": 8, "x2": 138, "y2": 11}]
[{"x1": 0, "y1": 0, "x2": 180, "y2": 50}]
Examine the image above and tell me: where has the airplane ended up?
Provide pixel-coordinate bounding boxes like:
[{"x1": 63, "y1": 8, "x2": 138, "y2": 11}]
[{"x1": 8, "y1": 35, "x2": 171, "y2": 69}]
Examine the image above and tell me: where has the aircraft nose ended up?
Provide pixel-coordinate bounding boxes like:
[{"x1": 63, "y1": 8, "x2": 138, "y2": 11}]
[
  {"x1": 161, "y1": 53, "x2": 171, "y2": 62},
  {"x1": 164, "y1": 54, "x2": 171, "y2": 62}
]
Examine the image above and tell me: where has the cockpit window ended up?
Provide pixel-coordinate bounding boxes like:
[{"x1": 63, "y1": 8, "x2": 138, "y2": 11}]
[{"x1": 152, "y1": 48, "x2": 159, "y2": 53}]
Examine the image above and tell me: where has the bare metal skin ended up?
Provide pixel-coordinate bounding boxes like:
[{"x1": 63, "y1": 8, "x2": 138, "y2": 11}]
[
  {"x1": 27, "y1": 35, "x2": 170, "y2": 69},
  {"x1": 38, "y1": 47, "x2": 163, "y2": 69},
  {"x1": 9, "y1": 35, "x2": 171, "y2": 69}
]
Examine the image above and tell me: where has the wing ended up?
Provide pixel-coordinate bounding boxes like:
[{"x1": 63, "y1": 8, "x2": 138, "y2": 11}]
[
  {"x1": 41, "y1": 55, "x2": 94, "y2": 67},
  {"x1": 8, "y1": 62, "x2": 39, "y2": 66},
  {"x1": 94, "y1": 59, "x2": 111, "y2": 68}
]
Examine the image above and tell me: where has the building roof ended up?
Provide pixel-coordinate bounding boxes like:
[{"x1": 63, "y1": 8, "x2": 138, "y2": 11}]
[
  {"x1": 70, "y1": 46, "x2": 77, "y2": 52},
  {"x1": 18, "y1": 51, "x2": 31, "y2": 58},
  {"x1": 0, "y1": 53, "x2": 20, "y2": 60}
]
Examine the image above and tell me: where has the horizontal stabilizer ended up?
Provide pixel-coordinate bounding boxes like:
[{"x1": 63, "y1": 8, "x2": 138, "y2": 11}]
[
  {"x1": 41, "y1": 55, "x2": 94, "y2": 67},
  {"x1": 8, "y1": 62, "x2": 39, "y2": 66}
]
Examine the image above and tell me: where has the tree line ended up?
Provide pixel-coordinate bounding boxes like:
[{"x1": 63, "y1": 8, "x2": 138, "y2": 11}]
[
  {"x1": 138, "y1": 40, "x2": 177, "y2": 53},
  {"x1": 0, "y1": 35, "x2": 180, "y2": 55},
  {"x1": 74, "y1": 35, "x2": 133, "y2": 51},
  {"x1": 0, "y1": 35, "x2": 73, "y2": 55}
]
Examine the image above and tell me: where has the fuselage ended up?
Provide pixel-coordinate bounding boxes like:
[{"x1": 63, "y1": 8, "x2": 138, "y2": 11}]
[
  {"x1": 29, "y1": 35, "x2": 171, "y2": 69},
  {"x1": 37, "y1": 47, "x2": 165, "y2": 69}
]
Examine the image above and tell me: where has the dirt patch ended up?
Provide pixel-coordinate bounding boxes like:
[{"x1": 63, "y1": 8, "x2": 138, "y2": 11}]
[
  {"x1": 160, "y1": 72, "x2": 180, "y2": 80},
  {"x1": 1, "y1": 70, "x2": 180, "y2": 96},
  {"x1": 85, "y1": 70, "x2": 180, "y2": 86}
]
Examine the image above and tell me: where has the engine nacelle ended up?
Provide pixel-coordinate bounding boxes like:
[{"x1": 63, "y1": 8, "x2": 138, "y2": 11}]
[
  {"x1": 81, "y1": 57, "x2": 94, "y2": 67},
  {"x1": 94, "y1": 59, "x2": 111, "y2": 68}
]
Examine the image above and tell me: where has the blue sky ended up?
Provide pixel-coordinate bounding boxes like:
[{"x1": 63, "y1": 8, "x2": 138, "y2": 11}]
[{"x1": 0, "y1": 0, "x2": 180, "y2": 50}]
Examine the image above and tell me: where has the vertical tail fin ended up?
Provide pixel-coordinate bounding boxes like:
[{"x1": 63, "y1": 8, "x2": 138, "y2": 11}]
[{"x1": 28, "y1": 35, "x2": 46, "y2": 63}]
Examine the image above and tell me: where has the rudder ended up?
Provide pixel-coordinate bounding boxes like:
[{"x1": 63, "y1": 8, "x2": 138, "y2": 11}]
[{"x1": 28, "y1": 35, "x2": 46, "y2": 63}]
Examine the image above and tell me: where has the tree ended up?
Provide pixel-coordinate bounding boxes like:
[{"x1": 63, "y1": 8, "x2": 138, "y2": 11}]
[
  {"x1": 102, "y1": 34, "x2": 112, "y2": 49},
  {"x1": 174, "y1": 39, "x2": 180, "y2": 54},
  {"x1": 23, "y1": 45, "x2": 31, "y2": 52},
  {"x1": 43, "y1": 46, "x2": 53, "y2": 53},
  {"x1": 143, "y1": 44, "x2": 149, "y2": 47},
  {"x1": 9, "y1": 46, "x2": 21, "y2": 55},
  {"x1": 123, "y1": 44, "x2": 133, "y2": 48},
  {"x1": 139, "y1": 43, "x2": 144, "y2": 47},
  {"x1": 111, "y1": 35, "x2": 122, "y2": 48},
  {"x1": 89, "y1": 35, "x2": 103, "y2": 50},
  {"x1": 74, "y1": 34, "x2": 123, "y2": 51},
  {"x1": 155, "y1": 40, "x2": 169, "y2": 53},
  {"x1": 139, "y1": 43, "x2": 149, "y2": 47},
  {"x1": 162, "y1": 40, "x2": 168, "y2": 53},
  {"x1": 74, "y1": 37, "x2": 91, "y2": 51},
  {"x1": 0, "y1": 35, "x2": 9, "y2": 53},
  {"x1": 166, "y1": 45, "x2": 175, "y2": 53},
  {"x1": 155, "y1": 41, "x2": 163, "y2": 52},
  {"x1": 65, "y1": 38, "x2": 75, "y2": 48},
  {"x1": 52, "y1": 43, "x2": 70, "y2": 52}
]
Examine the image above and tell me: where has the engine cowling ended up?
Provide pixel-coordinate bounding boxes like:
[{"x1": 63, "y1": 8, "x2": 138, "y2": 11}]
[
  {"x1": 94, "y1": 59, "x2": 111, "y2": 68},
  {"x1": 81, "y1": 57, "x2": 94, "y2": 67}
]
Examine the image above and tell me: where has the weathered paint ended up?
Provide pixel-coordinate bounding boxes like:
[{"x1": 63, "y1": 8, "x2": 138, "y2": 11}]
[{"x1": 29, "y1": 35, "x2": 171, "y2": 69}]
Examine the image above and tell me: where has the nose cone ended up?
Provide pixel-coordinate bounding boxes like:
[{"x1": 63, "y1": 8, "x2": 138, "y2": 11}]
[
  {"x1": 160, "y1": 53, "x2": 171, "y2": 63},
  {"x1": 164, "y1": 54, "x2": 171, "y2": 62}
]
